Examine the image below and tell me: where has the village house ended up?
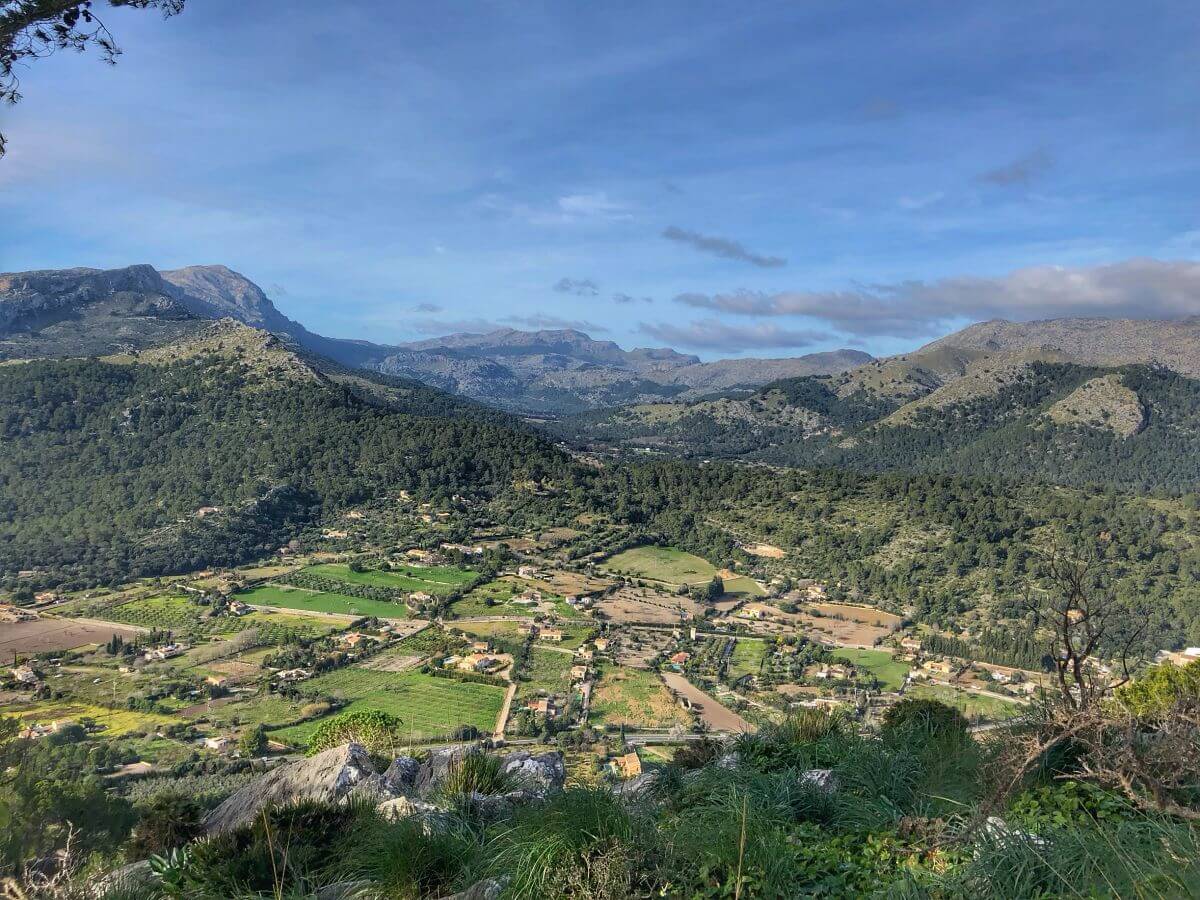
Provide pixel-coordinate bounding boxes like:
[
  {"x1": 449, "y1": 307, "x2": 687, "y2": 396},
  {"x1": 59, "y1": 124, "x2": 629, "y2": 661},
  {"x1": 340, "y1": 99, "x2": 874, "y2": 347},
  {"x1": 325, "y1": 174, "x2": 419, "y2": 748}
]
[
  {"x1": 669, "y1": 651, "x2": 691, "y2": 666},
  {"x1": 11, "y1": 664, "x2": 40, "y2": 685},
  {"x1": 575, "y1": 649, "x2": 594, "y2": 662},
  {"x1": 922, "y1": 659, "x2": 957, "y2": 677},
  {"x1": 471, "y1": 640, "x2": 491, "y2": 653},
  {"x1": 228, "y1": 600, "x2": 252, "y2": 616},
  {"x1": 526, "y1": 696, "x2": 558, "y2": 718},
  {"x1": 204, "y1": 736, "x2": 232, "y2": 752},
  {"x1": 539, "y1": 627, "x2": 564, "y2": 642},
  {"x1": 517, "y1": 565, "x2": 539, "y2": 579},
  {"x1": 899, "y1": 637, "x2": 922, "y2": 652},
  {"x1": 1157, "y1": 647, "x2": 1200, "y2": 667},
  {"x1": 459, "y1": 653, "x2": 504, "y2": 675},
  {"x1": 339, "y1": 632, "x2": 370, "y2": 649},
  {"x1": 274, "y1": 668, "x2": 310, "y2": 683},
  {"x1": 571, "y1": 664, "x2": 589, "y2": 681},
  {"x1": 609, "y1": 751, "x2": 642, "y2": 779},
  {"x1": 593, "y1": 638, "x2": 611, "y2": 652},
  {"x1": 143, "y1": 643, "x2": 186, "y2": 662}
]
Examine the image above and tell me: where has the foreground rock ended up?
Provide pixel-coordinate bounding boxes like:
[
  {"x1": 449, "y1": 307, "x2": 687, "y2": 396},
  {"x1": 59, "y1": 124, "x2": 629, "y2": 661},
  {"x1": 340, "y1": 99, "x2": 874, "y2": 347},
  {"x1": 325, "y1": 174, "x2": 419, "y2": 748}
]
[
  {"x1": 202, "y1": 743, "x2": 567, "y2": 836},
  {"x1": 203, "y1": 743, "x2": 376, "y2": 835}
]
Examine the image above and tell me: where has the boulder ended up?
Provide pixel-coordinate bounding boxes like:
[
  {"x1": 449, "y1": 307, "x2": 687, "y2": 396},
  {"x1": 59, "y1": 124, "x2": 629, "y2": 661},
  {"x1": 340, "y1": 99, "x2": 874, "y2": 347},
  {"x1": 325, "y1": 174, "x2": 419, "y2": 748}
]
[
  {"x1": 612, "y1": 771, "x2": 659, "y2": 798},
  {"x1": 444, "y1": 877, "x2": 508, "y2": 900},
  {"x1": 412, "y1": 746, "x2": 468, "y2": 797},
  {"x1": 382, "y1": 754, "x2": 421, "y2": 793},
  {"x1": 203, "y1": 743, "x2": 375, "y2": 835},
  {"x1": 798, "y1": 769, "x2": 837, "y2": 793},
  {"x1": 499, "y1": 751, "x2": 565, "y2": 794},
  {"x1": 376, "y1": 795, "x2": 444, "y2": 822}
]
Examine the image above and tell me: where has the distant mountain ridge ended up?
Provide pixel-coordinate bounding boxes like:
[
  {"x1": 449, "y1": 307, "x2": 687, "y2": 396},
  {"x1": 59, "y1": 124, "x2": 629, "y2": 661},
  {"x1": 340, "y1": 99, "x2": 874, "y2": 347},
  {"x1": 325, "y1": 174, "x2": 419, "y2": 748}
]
[{"x1": 0, "y1": 263, "x2": 871, "y2": 414}]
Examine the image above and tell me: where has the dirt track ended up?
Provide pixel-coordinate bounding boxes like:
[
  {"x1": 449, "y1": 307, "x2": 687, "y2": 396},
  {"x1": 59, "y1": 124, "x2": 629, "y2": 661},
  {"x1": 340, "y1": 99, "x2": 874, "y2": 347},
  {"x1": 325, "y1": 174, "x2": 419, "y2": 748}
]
[{"x1": 660, "y1": 672, "x2": 753, "y2": 733}]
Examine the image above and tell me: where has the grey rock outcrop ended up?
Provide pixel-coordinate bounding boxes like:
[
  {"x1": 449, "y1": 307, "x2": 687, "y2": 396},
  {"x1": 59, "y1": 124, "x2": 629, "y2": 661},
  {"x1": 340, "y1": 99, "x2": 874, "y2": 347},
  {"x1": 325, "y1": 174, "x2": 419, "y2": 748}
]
[{"x1": 203, "y1": 743, "x2": 375, "y2": 835}]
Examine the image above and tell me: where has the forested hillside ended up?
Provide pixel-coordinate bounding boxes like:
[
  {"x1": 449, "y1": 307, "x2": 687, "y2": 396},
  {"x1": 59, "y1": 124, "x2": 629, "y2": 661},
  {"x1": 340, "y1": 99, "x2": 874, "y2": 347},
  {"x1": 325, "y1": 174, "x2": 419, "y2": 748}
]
[
  {"x1": 0, "y1": 327, "x2": 573, "y2": 588},
  {"x1": 553, "y1": 363, "x2": 1200, "y2": 494}
]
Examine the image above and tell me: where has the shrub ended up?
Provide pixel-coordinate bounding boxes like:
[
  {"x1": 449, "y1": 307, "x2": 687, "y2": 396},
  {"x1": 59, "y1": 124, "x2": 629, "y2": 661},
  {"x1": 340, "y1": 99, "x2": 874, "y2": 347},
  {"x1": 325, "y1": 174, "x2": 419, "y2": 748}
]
[
  {"x1": 307, "y1": 709, "x2": 405, "y2": 756},
  {"x1": 880, "y1": 698, "x2": 968, "y2": 741},
  {"x1": 129, "y1": 792, "x2": 204, "y2": 859},
  {"x1": 438, "y1": 751, "x2": 513, "y2": 800}
]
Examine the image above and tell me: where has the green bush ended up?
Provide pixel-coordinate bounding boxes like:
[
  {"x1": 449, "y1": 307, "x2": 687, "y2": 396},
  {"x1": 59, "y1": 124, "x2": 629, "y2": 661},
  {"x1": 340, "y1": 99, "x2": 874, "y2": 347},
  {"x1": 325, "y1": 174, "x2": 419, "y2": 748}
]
[
  {"x1": 880, "y1": 698, "x2": 969, "y2": 741},
  {"x1": 129, "y1": 792, "x2": 204, "y2": 860},
  {"x1": 307, "y1": 709, "x2": 405, "y2": 756}
]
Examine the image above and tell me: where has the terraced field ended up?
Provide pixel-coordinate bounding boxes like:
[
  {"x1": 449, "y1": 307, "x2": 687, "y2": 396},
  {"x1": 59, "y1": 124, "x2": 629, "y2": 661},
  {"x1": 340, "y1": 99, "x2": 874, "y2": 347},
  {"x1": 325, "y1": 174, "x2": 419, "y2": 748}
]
[
  {"x1": 303, "y1": 563, "x2": 475, "y2": 595},
  {"x1": 602, "y1": 546, "x2": 716, "y2": 586},
  {"x1": 237, "y1": 583, "x2": 409, "y2": 619},
  {"x1": 275, "y1": 670, "x2": 506, "y2": 744}
]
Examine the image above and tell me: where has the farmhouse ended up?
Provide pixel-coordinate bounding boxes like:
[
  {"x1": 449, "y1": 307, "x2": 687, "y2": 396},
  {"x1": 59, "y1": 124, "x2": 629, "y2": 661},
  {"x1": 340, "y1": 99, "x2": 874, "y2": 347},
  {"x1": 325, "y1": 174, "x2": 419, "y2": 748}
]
[
  {"x1": 526, "y1": 696, "x2": 559, "y2": 718},
  {"x1": 609, "y1": 752, "x2": 642, "y2": 779},
  {"x1": 471, "y1": 640, "x2": 491, "y2": 653},
  {"x1": 899, "y1": 637, "x2": 922, "y2": 652},
  {"x1": 539, "y1": 628, "x2": 564, "y2": 642},
  {"x1": 274, "y1": 668, "x2": 310, "y2": 683},
  {"x1": 669, "y1": 651, "x2": 691, "y2": 666},
  {"x1": 571, "y1": 665, "x2": 589, "y2": 681},
  {"x1": 11, "y1": 664, "x2": 40, "y2": 685},
  {"x1": 593, "y1": 638, "x2": 611, "y2": 652},
  {"x1": 517, "y1": 565, "x2": 539, "y2": 579},
  {"x1": 204, "y1": 736, "x2": 232, "y2": 752},
  {"x1": 922, "y1": 659, "x2": 957, "y2": 677},
  {"x1": 143, "y1": 643, "x2": 186, "y2": 662},
  {"x1": 460, "y1": 653, "x2": 504, "y2": 675}
]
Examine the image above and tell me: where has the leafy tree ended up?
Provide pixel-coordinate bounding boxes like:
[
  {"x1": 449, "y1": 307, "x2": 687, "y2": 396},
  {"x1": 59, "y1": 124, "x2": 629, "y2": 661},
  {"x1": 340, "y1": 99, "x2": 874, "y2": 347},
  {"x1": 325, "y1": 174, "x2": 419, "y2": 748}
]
[
  {"x1": 239, "y1": 724, "x2": 267, "y2": 757},
  {"x1": 880, "y1": 698, "x2": 968, "y2": 740},
  {"x1": 1, "y1": 0, "x2": 186, "y2": 157},
  {"x1": 307, "y1": 710, "x2": 404, "y2": 756}
]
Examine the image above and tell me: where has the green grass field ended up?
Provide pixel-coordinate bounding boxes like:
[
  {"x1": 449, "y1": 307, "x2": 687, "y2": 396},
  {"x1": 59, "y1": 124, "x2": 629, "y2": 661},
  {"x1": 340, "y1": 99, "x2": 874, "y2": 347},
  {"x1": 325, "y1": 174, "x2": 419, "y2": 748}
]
[
  {"x1": 238, "y1": 584, "x2": 409, "y2": 619},
  {"x1": 519, "y1": 647, "x2": 575, "y2": 697},
  {"x1": 590, "y1": 666, "x2": 692, "y2": 729},
  {"x1": 835, "y1": 648, "x2": 911, "y2": 691},
  {"x1": 720, "y1": 575, "x2": 767, "y2": 598},
  {"x1": 303, "y1": 562, "x2": 474, "y2": 595},
  {"x1": 728, "y1": 638, "x2": 768, "y2": 679},
  {"x1": 906, "y1": 683, "x2": 1023, "y2": 723},
  {"x1": 9, "y1": 701, "x2": 177, "y2": 737},
  {"x1": 274, "y1": 670, "x2": 505, "y2": 744},
  {"x1": 602, "y1": 546, "x2": 717, "y2": 586}
]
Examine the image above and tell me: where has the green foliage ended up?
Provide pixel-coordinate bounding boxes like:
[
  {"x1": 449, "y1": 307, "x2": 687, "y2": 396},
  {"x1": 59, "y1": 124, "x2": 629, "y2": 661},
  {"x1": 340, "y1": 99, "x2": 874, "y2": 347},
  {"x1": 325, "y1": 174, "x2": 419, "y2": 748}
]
[
  {"x1": 129, "y1": 792, "x2": 204, "y2": 860},
  {"x1": 1117, "y1": 659, "x2": 1200, "y2": 717},
  {"x1": 239, "y1": 724, "x2": 267, "y2": 757},
  {"x1": 306, "y1": 710, "x2": 405, "y2": 756},
  {"x1": 437, "y1": 751, "x2": 512, "y2": 801},
  {"x1": 880, "y1": 698, "x2": 970, "y2": 741}
]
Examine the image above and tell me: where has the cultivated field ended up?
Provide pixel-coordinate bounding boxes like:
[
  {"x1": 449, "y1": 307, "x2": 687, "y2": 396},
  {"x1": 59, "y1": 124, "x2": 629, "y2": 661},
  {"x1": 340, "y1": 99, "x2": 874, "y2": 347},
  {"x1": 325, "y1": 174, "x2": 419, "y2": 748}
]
[
  {"x1": 595, "y1": 586, "x2": 705, "y2": 625},
  {"x1": 276, "y1": 671, "x2": 506, "y2": 744},
  {"x1": 834, "y1": 647, "x2": 910, "y2": 691},
  {"x1": 0, "y1": 617, "x2": 143, "y2": 654},
  {"x1": 590, "y1": 666, "x2": 693, "y2": 729},
  {"x1": 660, "y1": 672, "x2": 752, "y2": 732},
  {"x1": 602, "y1": 546, "x2": 717, "y2": 586},
  {"x1": 238, "y1": 583, "x2": 409, "y2": 619},
  {"x1": 9, "y1": 701, "x2": 177, "y2": 737},
  {"x1": 728, "y1": 638, "x2": 768, "y2": 679},
  {"x1": 811, "y1": 602, "x2": 903, "y2": 629},
  {"x1": 303, "y1": 562, "x2": 474, "y2": 595}
]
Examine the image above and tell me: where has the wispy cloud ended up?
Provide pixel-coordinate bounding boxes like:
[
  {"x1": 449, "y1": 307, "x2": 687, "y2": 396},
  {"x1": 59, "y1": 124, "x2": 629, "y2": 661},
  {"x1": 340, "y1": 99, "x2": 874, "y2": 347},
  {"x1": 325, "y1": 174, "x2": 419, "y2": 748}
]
[
  {"x1": 553, "y1": 277, "x2": 600, "y2": 296},
  {"x1": 662, "y1": 226, "x2": 787, "y2": 268},
  {"x1": 613, "y1": 292, "x2": 653, "y2": 304},
  {"x1": 483, "y1": 191, "x2": 633, "y2": 226},
  {"x1": 978, "y1": 148, "x2": 1054, "y2": 187},
  {"x1": 672, "y1": 259, "x2": 1200, "y2": 338},
  {"x1": 413, "y1": 302, "x2": 443, "y2": 313},
  {"x1": 504, "y1": 313, "x2": 607, "y2": 332},
  {"x1": 638, "y1": 318, "x2": 828, "y2": 351}
]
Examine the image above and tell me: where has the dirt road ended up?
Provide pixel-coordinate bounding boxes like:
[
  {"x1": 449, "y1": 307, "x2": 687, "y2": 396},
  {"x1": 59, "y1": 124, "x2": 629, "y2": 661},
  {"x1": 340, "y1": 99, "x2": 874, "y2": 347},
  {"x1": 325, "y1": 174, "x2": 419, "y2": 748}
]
[{"x1": 660, "y1": 672, "x2": 753, "y2": 733}]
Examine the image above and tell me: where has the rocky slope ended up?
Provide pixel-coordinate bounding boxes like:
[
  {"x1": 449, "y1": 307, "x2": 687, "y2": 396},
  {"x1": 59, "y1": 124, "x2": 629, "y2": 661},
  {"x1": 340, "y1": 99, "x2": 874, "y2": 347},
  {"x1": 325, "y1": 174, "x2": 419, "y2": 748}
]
[{"x1": 0, "y1": 264, "x2": 869, "y2": 414}]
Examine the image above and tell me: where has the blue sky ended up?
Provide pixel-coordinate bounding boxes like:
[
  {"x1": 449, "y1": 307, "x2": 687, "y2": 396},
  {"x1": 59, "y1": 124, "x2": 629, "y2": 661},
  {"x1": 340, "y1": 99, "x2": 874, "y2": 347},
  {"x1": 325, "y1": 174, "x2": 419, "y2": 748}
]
[{"x1": 2, "y1": 0, "x2": 1198, "y2": 358}]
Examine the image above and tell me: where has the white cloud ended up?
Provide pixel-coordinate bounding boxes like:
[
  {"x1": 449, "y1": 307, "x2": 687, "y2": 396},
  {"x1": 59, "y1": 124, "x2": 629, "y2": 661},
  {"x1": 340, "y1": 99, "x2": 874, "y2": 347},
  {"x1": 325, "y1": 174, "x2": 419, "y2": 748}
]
[{"x1": 674, "y1": 258, "x2": 1200, "y2": 338}]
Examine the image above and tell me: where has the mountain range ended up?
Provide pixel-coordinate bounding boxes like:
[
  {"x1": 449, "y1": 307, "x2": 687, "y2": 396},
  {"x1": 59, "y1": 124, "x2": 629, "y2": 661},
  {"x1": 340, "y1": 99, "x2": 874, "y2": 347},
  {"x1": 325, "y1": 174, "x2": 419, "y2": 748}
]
[{"x1": 0, "y1": 264, "x2": 870, "y2": 415}]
